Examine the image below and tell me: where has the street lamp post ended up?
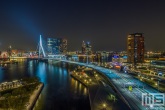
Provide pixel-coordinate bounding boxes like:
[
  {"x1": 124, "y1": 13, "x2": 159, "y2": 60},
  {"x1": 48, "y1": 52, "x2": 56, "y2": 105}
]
[
  {"x1": 157, "y1": 72, "x2": 162, "y2": 91},
  {"x1": 87, "y1": 54, "x2": 88, "y2": 64},
  {"x1": 102, "y1": 103, "x2": 107, "y2": 110},
  {"x1": 156, "y1": 68, "x2": 159, "y2": 90}
]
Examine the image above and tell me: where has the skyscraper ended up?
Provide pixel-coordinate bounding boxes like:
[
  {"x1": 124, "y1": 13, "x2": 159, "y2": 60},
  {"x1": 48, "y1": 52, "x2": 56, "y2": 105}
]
[
  {"x1": 81, "y1": 41, "x2": 92, "y2": 55},
  {"x1": 61, "y1": 38, "x2": 67, "y2": 54},
  {"x1": 86, "y1": 42, "x2": 92, "y2": 55},
  {"x1": 127, "y1": 33, "x2": 144, "y2": 64},
  {"x1": 47, "y1": 38, "x2": 67, "y2": 55},
  {"x1": 82, "y1": 41, "x2": 86, "y2": 54}
]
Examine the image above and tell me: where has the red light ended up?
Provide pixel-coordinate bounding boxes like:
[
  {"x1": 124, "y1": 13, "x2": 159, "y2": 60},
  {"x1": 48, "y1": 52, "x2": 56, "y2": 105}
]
[{"x1": 115, "y1": 66, "x2": 120, "y2": 68}]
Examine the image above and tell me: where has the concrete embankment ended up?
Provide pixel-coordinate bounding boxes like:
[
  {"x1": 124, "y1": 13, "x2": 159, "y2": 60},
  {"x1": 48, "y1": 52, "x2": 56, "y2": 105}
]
[
  {"x1": 70, "y1": 72, "x2": 105, "y2": 110},
  {"x1": 27, "y1": 83, "x2": 44, "y2": 110},
  {"x1": 95, "y1": 70, "x2": 133, "y2": 110},
  {"x1": 70, "y1": 74, "x2": 88, "y2": 87},
  {"x1": 70, "y1": 69, "x2": 131, "y2": 110},
  {"x1": 70, "y1": 73, "x2": 94, "y2": 110}
]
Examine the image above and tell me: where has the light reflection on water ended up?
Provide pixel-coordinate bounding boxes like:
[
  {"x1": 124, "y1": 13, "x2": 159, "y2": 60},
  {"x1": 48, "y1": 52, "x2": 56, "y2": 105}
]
[
  {"x1": 84, "y1": 87, "x2": 87, "y2": 95},
  {"x1": 0, "y1": 60, "x2": 90, "y2": 110},
  {"x1": 36, "y1": 62, "x2": 47, "y2": 84}
]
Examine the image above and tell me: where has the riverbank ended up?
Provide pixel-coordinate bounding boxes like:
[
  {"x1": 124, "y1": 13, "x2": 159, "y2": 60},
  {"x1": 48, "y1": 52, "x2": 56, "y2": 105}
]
[
  {"x1": 70, "y1": 68, "x2": 130, "y2": 110},
  {"x1": 70, "y1": 71, "x2": 93, "y2": 110},
  {"x1": 27, "y1": 83, "x2": 44, "y2": 110},
  {"x1": 0, "y1": 77, "x2": 43, "y2": 110},
  {"x1": 70, "y1": 73, "x2": 88, "y2": 87}
]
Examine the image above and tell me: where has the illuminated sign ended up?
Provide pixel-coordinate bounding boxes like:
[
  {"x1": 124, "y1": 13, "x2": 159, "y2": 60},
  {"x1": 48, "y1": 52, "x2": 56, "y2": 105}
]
[{"x1": 115, "y1": 66, "x2": 120, "y2": 68}]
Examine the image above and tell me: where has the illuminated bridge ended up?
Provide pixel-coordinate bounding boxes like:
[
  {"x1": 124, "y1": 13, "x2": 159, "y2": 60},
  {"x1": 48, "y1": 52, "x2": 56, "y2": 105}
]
[{"x1": 37, "y1": 35, "x2": 95, "y2": 63}]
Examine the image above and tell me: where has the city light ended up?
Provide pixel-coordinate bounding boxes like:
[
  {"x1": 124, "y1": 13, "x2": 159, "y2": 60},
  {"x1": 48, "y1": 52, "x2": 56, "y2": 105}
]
[
  {"x1": 1, "y1": 1, "x2": 165, "y2": 110},
  {"x1": 102, "y1": 103, "x2": 107, "y2": 108}
]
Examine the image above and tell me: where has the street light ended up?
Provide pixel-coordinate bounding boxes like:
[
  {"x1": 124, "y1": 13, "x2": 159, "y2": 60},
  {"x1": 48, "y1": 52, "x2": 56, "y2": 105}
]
[
  {"x1": 157, "y1": 72, "x2": 162, "y2": 91},
  {"x1": 102, "y1": 103, "x2": 107, "y2": 108}
]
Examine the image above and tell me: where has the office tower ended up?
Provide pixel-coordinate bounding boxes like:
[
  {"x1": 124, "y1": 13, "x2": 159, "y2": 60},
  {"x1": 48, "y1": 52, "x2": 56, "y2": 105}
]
[
  {"x1": 82, "y1": 41, "x2": 86, "y2": 54},
  {"x1": 47, "y1": 38, "x2": 67, "y2": 55},
  {"x1": 47, "y1": 38, "x2": 58, "y2": 54},
  {"x1": 86, "y1": 42, "x2": 92, "y2": 55},
  {"x1": 61, "y1": 38, "x2": 67, "y2": 54},
  {"x1": 81, "y1": 41, "x2": 92, "y2": 55},
  {"x1": 127, "y1": 33, "x2": 144, "y2": 64},
  {"x1": 7, "y1": 45, "x2": 12, "y2": 57}
]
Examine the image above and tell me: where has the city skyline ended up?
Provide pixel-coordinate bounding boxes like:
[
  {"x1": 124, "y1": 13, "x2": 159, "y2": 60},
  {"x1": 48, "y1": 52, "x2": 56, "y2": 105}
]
[
  {"x1": 1, "y1": 1, "x2": 165, "y2": 110},
  {"x1": 0, "y1": 0, "x2": 165, "y2": 51}
]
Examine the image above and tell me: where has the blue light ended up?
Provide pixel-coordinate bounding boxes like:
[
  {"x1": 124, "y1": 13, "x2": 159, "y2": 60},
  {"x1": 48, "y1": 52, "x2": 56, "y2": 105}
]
[
  {"x1": 40, "y1": 35, "x2": 46, "y2": 57},
  {"x1": 113, "y1": 55, "x2": 118, "y2": 59},
  {"x1": 36, "y1": 63, "x2": 47, "y2": 84},
  {"x1": 8, "y1": 8, "x2": 40, "y2": 37},
  {"x1": 158, "y1": 72, "x2": 162, "y2": 75},
  {"x1": 123, "y1": 56, "x2": 128, "y2": 59}
]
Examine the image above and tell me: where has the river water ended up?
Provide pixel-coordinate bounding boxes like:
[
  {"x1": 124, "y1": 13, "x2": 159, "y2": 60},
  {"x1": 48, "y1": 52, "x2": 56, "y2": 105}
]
[{"x1": 0, "y1": 60, "x2": 90, "y2": 110}]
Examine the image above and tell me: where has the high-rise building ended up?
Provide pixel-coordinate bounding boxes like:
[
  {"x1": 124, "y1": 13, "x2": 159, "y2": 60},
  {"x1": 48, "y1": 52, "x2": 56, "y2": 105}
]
[
  {"x1": 81, "y1": 41, "x2": 92, "y2": 55},
  {"x1": 86, "y1": 42, "x2": 92, "y2": 55},
  {"x1": 61, "y1": 38, "x2": 67, "y2": 54},
  {"x1": 127, "y1": 33, "x2": 144, "y2": 64},
  {"x1": 7, "y1": 45, "x2": 12, "y2": 57},
  {"x1": 47, "y1": 38, "x2": 67, "y2": 55},
  {"x1": 47, "y1": 38, "x2": 58, "y2": 54},
  {"x1": 82, "y1": 41, "x2": 86, "y2": 54}
]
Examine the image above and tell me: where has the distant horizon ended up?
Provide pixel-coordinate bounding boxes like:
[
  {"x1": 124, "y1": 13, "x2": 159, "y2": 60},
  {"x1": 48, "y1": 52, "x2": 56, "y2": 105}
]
[
  {"x1": 1, "y1": 43, "x2": 165, "y2": 52},
  {"x1": 1, "y1": 34, "x2": 165, "y2": 52}
]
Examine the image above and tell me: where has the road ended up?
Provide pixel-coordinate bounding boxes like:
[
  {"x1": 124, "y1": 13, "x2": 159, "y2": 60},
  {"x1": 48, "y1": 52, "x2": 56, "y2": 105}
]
[{"x1": 61, "y1": 60, "x2": 165, "y2": 110}]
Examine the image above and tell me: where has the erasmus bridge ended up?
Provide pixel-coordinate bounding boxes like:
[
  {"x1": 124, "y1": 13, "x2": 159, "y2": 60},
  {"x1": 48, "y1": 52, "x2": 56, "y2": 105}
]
[
  {"x1": 38, "y1": 35, "x2": 95, "y2": 63},
  {"x1": 38, "y1": 35, "x2": 65, "y2": 60}
]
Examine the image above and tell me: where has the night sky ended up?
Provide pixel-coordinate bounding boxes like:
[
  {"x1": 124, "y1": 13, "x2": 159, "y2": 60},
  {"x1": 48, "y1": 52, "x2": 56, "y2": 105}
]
[{"x1": 0, "y1": 0, "x2": 165, "y2": 51}]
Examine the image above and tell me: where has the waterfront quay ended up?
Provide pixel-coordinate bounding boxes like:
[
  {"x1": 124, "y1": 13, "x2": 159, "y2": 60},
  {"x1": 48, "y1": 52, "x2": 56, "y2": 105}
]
[
  {"x1": 27, "y1": 83, "x2": 44, "y2": 110},
  {"x1": 70, "y1": 66, "x2": 130, "y2": 110},
  {"x1": 0, "y1": 78, "x2": 43, "y2": 110}
]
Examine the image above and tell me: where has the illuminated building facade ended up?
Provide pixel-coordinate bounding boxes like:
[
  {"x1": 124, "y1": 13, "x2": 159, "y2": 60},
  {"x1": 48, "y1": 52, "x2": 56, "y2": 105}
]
[
  {"x1": 81, "y1": 41, "x2": 92, "y2": 55},
  {"x1": 61, "y1": 38, "x2": 67, "y2": 54},
  {"x1": 7, "y1": 45, "x2": 12, "y2": 57},
  {"x1": 0, "y1": 51, "x2": 8, "y2": 58},
  {"x1": 86, "y1": 42, "x2": 92, "y2": 55},
  {"x1": 82, "y1": 41, "x2": 86, "y2": 54},
  {"x1": 127, "y1": 33, "x2": 144, "y2": 64},
  {"x1": 47, "y1": 38, "x2": 67, "y2": 55}
]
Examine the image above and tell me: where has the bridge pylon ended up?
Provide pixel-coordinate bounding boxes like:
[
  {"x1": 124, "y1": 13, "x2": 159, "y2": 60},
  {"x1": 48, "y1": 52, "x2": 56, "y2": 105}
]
[{"x1": 38, "y1": 35, "x2": 46, "y2": 58}]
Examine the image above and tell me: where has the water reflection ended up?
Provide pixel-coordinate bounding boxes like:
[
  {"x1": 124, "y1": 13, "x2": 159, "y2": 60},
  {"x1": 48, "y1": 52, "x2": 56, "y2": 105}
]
[
  {"x1": 0, "y1": 69, "x2": 4, "y2": 81},
  {"x1": 75, "y1": 80, "x2": 78, "y2": 91},
  {"x1": 36, "y1": 62, "x2": 47, "y2": 84},
  {"x1": 0, "y1": 61, "x2": 90, "y2": 110},
  {"x1": 84, "y1": 87, "x2": 87, "y2": 95},
  {"x1": 79, "y1": 83, "x2": 82, "y2": 93}
]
